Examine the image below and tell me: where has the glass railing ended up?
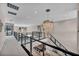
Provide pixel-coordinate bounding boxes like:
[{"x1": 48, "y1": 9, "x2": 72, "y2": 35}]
[{"x1": 14, "y1": 31, "x2": 45, "y2": 45}]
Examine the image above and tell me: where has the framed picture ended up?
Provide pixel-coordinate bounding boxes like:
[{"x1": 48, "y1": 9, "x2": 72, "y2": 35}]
[{"x1": 0, "y1": 20, "x2": 3, "y2": 32}]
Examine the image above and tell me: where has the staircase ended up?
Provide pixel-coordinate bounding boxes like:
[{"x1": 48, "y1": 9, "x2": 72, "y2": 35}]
[{"x1": 47, "y1": 33, "x2": 69, "y2": 55}]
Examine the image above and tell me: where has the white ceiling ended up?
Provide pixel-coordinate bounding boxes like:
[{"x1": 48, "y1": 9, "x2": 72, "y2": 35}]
[{"x1": 0, "y1": 3, "x2": 78, "y2": 26}]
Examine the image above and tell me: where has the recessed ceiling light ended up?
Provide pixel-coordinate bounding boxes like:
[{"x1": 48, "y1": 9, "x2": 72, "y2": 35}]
[
  {"x1": 34, "y1": 10, "x2": 38, "y2": 14},
  {"x1": 46, "y1": 9, "x2": 51, "y2": 12}
]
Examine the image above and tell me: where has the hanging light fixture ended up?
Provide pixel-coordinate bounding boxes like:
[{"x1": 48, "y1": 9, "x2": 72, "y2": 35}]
[{"x1": 45, "y1": 9, "x2": 51, "y2": 19}]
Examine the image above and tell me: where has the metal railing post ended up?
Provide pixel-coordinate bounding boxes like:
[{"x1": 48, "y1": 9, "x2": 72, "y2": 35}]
[
  {"x1": 21, "y1": 33, "x2": 23, "y2": 44},
  {"x1": 24, "y1": 35, "x2": 26, "y2": 45},
  {"x1": 30, "y1": 37, "x2": 32, "y2": 56},
  {"x1": 39, "y1": 32, "x2": 40, "y2": 40},
  {"x1": 42, "y1": 44, "x2": 45, "y2": 56}
]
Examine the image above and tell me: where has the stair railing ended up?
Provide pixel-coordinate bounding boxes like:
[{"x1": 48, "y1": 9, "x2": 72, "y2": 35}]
[{"x1": 48, "y1": 33, "x2": 68, "y2": 55}]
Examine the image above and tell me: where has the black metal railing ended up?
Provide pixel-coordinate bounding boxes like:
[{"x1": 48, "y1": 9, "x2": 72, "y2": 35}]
[
  {"x1": 29, "y1": 36, "x2": 79, "y2": 56},
  {"x1": 14, "y1": 31, "x2": 79, "y2": 56},
  {"x1": 21, "y1": 44, "x2": 33, "y2": 56},
  {"x1": 48, "y1": 33, "x2": 68, "y2": 55},
  {"x1": 32, "y1": 31, "x2": 45, "y2": 39},
  {"x1": 14, "y1": 31, "x2": 45, "y2": 45}
]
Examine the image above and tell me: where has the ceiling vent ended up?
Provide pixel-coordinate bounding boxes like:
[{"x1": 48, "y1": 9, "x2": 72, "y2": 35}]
[{"x1": 7, "y1": 3, "x2": 19, "y2": 10}]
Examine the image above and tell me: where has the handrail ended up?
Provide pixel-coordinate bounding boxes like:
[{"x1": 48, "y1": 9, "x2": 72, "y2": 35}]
[
  {"x1": 32, "y1": 31, "x2": 43, "y2": 38},
  {"x1": 48, "y1": 33, "x2": 68, "y2": 51},
  {"x1": 14, "y1": 32, "x2": 45, "y2": 44},
  {"x1": 21, "y1": 44, "x2": 33, "y2": 56},
  {"x1": 29, "y1": 36, "x2": 79, "y2": 56}
]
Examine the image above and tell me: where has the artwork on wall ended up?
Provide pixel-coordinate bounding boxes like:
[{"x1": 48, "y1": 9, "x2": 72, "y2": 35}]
[
  {"x1": 0, "y1": 20, "x2": 3, "y2": 32},
  {"x1": 42, "y1": 20, "x2": 54, "y2": 37},
  {"x1": 5, "y1": 23, "x2": 14, "y2": 36}
]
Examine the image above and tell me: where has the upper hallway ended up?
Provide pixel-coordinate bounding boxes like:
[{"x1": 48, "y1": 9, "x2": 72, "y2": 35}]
[{"x1": 0, "y1": 3, "x2": 79, "y2": 56}]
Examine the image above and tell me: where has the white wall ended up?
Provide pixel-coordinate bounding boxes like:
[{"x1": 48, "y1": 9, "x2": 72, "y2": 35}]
[
  {"x1": 0, "y1": 4, "x2": 5, "y2": 51},
  {"x1": 27, "y1": 25, "x2": 38, "y2": 33},
  {"x1": 77, "y1": 10, "x2": 79, "y2": 53}
]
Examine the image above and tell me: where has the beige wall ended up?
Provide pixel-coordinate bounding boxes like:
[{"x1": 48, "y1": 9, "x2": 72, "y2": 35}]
[{"x1": 52, "y1": 18, "x2": 77, "y2": 53}]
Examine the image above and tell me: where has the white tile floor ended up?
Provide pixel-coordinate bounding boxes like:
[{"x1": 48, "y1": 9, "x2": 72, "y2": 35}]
[{"x1": 0, "y1": 36, "x2": 28, "y2": 56}]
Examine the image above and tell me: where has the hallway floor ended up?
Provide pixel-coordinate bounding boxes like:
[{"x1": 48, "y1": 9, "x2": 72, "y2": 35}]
[{"x1": 0, "y1": 36, "x2": 28, "y2": 56}]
